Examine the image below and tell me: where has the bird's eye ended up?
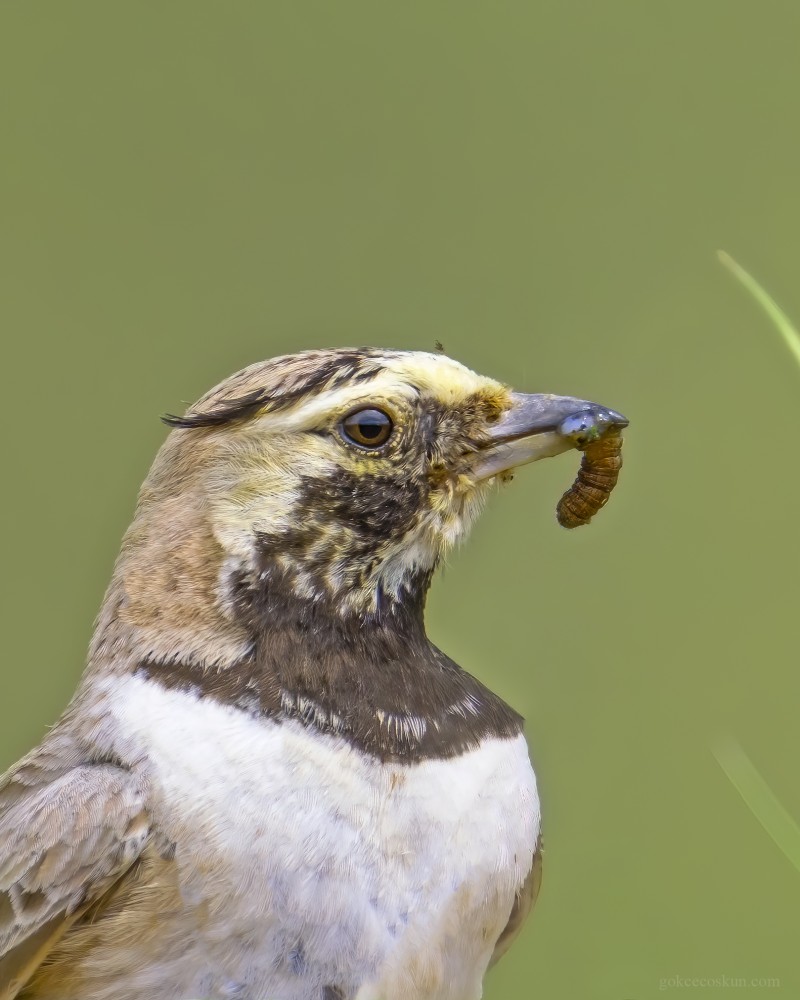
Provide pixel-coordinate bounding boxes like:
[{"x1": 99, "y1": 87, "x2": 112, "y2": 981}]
[{"x1": 340, "y1": 407, "x2": 394, "y2": 448}]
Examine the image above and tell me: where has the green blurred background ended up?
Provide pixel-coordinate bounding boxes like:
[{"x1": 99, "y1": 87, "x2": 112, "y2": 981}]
[{"x1": 2, "y1": 2, "x2": 799, "y2": 997}]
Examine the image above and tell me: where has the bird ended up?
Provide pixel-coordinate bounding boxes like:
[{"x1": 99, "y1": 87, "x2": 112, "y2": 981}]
[{"x1": 0, "y1": 347, "x2": 627, "y2": 1000}]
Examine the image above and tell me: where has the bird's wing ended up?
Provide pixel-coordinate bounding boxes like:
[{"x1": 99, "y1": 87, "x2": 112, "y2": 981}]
[
  {"x1": 489, "y1": 834, "x2": 543, "y2": 967},
  {"x1": 0, "y1": 751, "x2": 149, "y2": 1000}
]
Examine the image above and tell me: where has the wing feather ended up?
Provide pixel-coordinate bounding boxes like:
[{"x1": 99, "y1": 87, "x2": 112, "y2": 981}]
[
  {"x1": 490, "y1": 834, "x2": 543, "y2": 967},
  {"x1": 0, "y1": 751, "x2": 148, "y2": 999}
]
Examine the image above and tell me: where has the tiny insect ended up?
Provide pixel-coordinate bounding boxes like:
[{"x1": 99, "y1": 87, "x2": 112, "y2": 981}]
[{"x1": 556, "y1": 410, "x2": 625, "y2": 529}]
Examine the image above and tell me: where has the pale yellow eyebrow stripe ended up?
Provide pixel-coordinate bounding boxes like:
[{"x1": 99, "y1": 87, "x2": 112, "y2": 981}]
[{"x1": 713, "y1": 251, "x2": 800, "y2": 873}]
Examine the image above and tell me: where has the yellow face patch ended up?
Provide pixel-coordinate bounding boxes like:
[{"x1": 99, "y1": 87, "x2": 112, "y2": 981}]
[{"x1": 160, "y1": 349, "x2": 516, "y2": 614}]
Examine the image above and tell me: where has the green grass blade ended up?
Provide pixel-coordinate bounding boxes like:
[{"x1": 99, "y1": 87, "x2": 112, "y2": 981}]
[
  {"x1": 718, "y1": 250, "x2": 800, "y2": 368},
  {"x1": 712, "y1": 738, "x2": 800, "y2": 873},
  {"x1": 713, "y1": 256, "x2": 800, "y2": 874}
]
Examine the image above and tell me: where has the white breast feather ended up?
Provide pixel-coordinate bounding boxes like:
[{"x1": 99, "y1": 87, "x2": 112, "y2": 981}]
[{"x1": 104, "y1": 675, "x2": 540, "y2": 1000}]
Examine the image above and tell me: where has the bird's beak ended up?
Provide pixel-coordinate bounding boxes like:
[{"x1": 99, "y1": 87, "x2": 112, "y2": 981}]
[{"x1": 473, "y1": 392, "x2": 629, "y2": 481}]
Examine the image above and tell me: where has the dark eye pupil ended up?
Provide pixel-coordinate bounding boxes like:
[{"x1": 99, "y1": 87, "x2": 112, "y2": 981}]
[
  {"x1": 359, "y1": 420, "x2": 383, "y2": 439},
  {"x1": 341, "y1": 408, "x2": 393, "y2": 447}
]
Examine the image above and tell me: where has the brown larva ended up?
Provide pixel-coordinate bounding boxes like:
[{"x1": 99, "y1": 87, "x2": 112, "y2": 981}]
[{"x1": 556, "y1": 427, "x2": 624, "y2": 529}]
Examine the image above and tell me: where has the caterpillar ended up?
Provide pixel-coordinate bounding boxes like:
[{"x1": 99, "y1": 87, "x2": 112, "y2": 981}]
[{"x1": 556, "y1": 415, "x2": 624, "y2": 529}]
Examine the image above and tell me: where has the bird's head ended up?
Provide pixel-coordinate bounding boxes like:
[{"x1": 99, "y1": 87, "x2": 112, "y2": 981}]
[{"x1": 96, "y1": 348, "x2": 623, "y2": 668}]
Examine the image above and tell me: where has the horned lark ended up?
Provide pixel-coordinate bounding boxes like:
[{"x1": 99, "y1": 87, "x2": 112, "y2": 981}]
[{"x1": 0, "y1": 348, "x2": 626, "y2": 1000}]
